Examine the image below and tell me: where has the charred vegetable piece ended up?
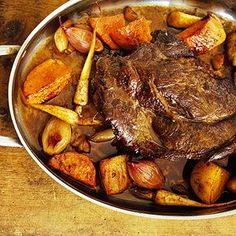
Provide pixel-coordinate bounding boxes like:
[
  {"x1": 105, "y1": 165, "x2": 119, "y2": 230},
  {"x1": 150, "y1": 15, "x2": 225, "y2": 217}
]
[
  {"x1": 23, "y1": 59, "x2": 71, "y2": 104},
  {"x1": 211, "y1": 53, "x2": 225, "y2": 70},
  {"x1": 42, "y1": 118, "x2": 71, "y2": 155},
  {"x1": 74, "y1": 26, "x2": 97, "y2": 106},
  {"x1": 90, "y1": 129, "x2": 115, "y2": 142},
  {"x1": 111, "y1": 17, "x2": 152, "y2": 49},
  {"x1": 48, "y1": 152, "x2": 96, "y2": 188},
  {"x1": 226, "y1": 32, "x2": 236, "y2": 66},
  {"x1": 178, "y1": 13, "x2": 226, "y2": 55},
  {"x1": 167, "y1": 11, "x2": 201, "y2": 29},
  {"x1": 127, "y1": 160, "x2": 165, "y2": 190},
  {"x1": 89, "y1": 14, "x2": 125, "y2": 49},
  {"x1": 190, "y1": 160, "x2": 230, "y2": 204},
  {"x1": 129, "y1": 185, "x2": 154, "y2": 200},
  {"x1": 100, "y1": 155, "x2": 130, "y2": 195},
  {"x1": 31, "y1": 104, "x2": 79, "y2": 125},
  {"x1": 155, "y1": 190, "x2": 236, "y2": 207},
  {"x1": 124, "y1": 6, "x2": 138, "y2": 22},
  {"x1": 227, "y1": 177, "x2": 236, "y2": 194},
  {"x1": 54, "y1": 27, "x2": 69, "y2": 53},
  {"x1": 62, "y1": 27, "x2": 103, "y2": 53}
]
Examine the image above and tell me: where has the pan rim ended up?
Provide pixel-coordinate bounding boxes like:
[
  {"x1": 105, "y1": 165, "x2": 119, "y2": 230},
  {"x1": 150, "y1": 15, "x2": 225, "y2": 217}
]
[{"x1": 8, "y1": 0, "x2": 236, "y2": 220}]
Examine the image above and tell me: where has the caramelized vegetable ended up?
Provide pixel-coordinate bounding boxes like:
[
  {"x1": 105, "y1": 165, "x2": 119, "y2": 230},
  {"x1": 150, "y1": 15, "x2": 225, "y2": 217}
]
[
  {"x1": 190, "y1": 160, "x2": 230, "y2": 204},
  {"x1": 74, "y1": 26, "x2": 97, "y2": 106},
  {"x1": 167, "y1": 11, "x2": 201, "y2": 29},
  {"x1": 90, "y1": 129, "x2": 115, "y2": 142},
  {"x1": 179, "y1": 13, "x2": 226, "y2": 55},
  {"x1": 48, "y1": 152, "x2": 96, "y2": 188},
  {"x1": 89, "y1": 14, "x2": 125, "y2": 49},
  {"x1": 129, "y1": 185, "x2": 154, "y2": 200},
  {"x1": 227, "y1": 177, "x2": 236, "y2": 194},
  {"x1": 100, "y1": 155, "x2": 130, "y2": 195},
  {"x1": 211, "y1": 53, "x2": 225, "y2": 70},
  {"x1": 155, "y1": 190, "x2": 236, "y2": 207},
  {"x1": 63, "y1": 27, "x2": 103, "y2": 53},
  {"x1": 127, "y1": 160, "x2": 165, "y2": 190},
  {"x1": 124, "y1": 6, "x2": 138, "y2": 22},
  {"x1": 111, "y1": 17, "x2": 152, "y2": 49},
  {"x1": 42, "y1": 118, "x2": 71, "y2": 155},
  {"x1": 54, "y1": 27, "x2": 69, "y2": 53},
  {"x1": 226, "y1": 32, "x2": 236, "y2": 66},
  {"x1": 23, "y1": 59, "x2": 71, "y2": 104}
]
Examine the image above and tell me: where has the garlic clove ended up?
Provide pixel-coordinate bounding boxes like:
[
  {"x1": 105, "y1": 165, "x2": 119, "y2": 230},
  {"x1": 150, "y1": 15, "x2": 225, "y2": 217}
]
[
  {"x1": 127, "y1": 160, "x2": 165, "y2": 189},
  {"x1": 62, "y1": 27, "x2": 103, "y2": 53},
  {"x1": 54, "y1": 26, "x2": 69, "y2": 53}
]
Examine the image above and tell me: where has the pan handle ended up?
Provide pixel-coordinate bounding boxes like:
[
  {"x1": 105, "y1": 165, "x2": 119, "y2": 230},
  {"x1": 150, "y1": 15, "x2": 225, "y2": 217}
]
[
  {"x1": 0, "y1": 45, "x2": 23, "y2": 148},
  {"x1": 0, "y1": 45, "x2": 21, "y2": 56}
]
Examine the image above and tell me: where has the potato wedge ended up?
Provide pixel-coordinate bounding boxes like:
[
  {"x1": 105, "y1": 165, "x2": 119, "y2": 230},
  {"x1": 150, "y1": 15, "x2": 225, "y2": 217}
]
[
  {"x1": 155, "y1": 190, "x2": 236, "y2": 207},
  {"x1": 90, "y1": 129, "x2": 115, "y2": 142},
  {"x1": 179, "y1": 13, "x2": 226, "y2": 55},
  {"x1": 100, "y1": 155, "x2": 130, "y2": 195},
  {"x1": 226, "y1": 32, "x2": 236, "y2": 66},
  {"x1": 190, "y1": 160, "x2": 230, "y2": 204},
  {"x1": 167, "y1": 11, "x2": 201, "y2": 29},
  {"x1": 111, "y1": 17, "x2": 152, "y2": 49},
  {"x1": 89, "y1": 14, "x2": 125, "y2": 49},
  {"x1": 42, "y1": 117, "x2": 71, "y2": 155},
  {"x1": 48, "y1": 152, "x2": 96, "y2": 188},
  {"x1": 23, "y1": 59, "x2": 71, "y2": 104}
]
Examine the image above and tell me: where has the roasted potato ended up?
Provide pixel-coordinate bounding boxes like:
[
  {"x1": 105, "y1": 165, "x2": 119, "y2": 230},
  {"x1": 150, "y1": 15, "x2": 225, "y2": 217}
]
[
  {"x1": 167, "y1": 11, "x2": 201, "y2": 29},
  {"x1": 111, "y1": 17, "x2": 152, "y2": 49},
  {"x1": 42, "y1": 117, "x2": 71, "y2": 155},
  {"x1": 226, "y1": 177, "x2": 236, "y2": 194},
  {"x1": 211, "y1": 53, "x2": 225, "y2": 70},
  {"x1": 190, "y1": 160, "x2": 230, "y2": 204},
  {"x1": 89, "y1": 14, "x2": 125, "y2": 49},
  {"x1": 226, "y1": 32, "x2": 236, "y2": 66},
  {"x1": 48, "y1": 152, "x2": 96, "y2": 188},
  {"x1": 23, "y1": 59, "x2": 72, "y2": 104},
  {"x1": 100, "y1": 155, "x2": 130, "y2": 195},
  {"x1": 179, "y1": 13, "x2": 226, "y2": 55}
]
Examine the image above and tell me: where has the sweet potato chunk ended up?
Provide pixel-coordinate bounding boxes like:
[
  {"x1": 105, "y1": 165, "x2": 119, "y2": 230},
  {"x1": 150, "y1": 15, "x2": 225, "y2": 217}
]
[
  {"x1": 23, "y1": 59, "x2": 71, "y2": 104},
  {"x1": 48, "y1": 152, "x2": 96, "y2": 188},
  {"x1": 100, "y1": 155, "x2": 130, "y2": 195},
  {"x1": 89, "y1": 14, "x2": 125, "y2": 49},
  {"x1": 178, "y1": 13, "x2": 226, "y2": 55},
  {"x1": 111, "y1": 17, "x2": 152, "y2": 49}
]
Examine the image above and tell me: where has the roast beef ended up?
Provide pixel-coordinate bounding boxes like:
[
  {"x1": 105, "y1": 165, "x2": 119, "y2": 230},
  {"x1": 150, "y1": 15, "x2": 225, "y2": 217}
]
[{"x1": 92, "y1": 31, "x2": 236, "y2": 160}]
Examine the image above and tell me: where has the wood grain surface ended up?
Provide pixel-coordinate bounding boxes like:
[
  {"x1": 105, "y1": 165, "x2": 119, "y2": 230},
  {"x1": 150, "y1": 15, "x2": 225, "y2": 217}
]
[{"x1": 1, "y1": 1, "x2": 236, "y2": 235}]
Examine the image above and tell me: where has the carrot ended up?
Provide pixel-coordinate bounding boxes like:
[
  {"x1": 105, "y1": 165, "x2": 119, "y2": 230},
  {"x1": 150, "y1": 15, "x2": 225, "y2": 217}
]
[
  {"x1": 23, "y1": 59, "x2": 71, "y2": 104},
  {"x1": 89, "y1": 14, "x2": 125, "y2": 49},
  {"x1": 110, "y1": 17, "x2": 152, "y2": 49}
]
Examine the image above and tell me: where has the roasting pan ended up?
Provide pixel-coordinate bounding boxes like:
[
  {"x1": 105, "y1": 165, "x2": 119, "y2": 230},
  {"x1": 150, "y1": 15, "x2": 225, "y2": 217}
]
[{"x1": 1, "y1": 0, "x2": 236, "y2": 219}]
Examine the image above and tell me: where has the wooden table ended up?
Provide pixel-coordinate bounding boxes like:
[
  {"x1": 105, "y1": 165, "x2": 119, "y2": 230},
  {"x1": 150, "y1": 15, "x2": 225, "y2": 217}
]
[{"x1": 0, "y1": 1, "x2": 236, "y2": 235}]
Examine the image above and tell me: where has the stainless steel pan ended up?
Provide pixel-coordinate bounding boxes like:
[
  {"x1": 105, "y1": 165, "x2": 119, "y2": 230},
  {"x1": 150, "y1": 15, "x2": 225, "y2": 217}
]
[{"x1": 1, "y1": 0, "x2": 236, "y2": 219}]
